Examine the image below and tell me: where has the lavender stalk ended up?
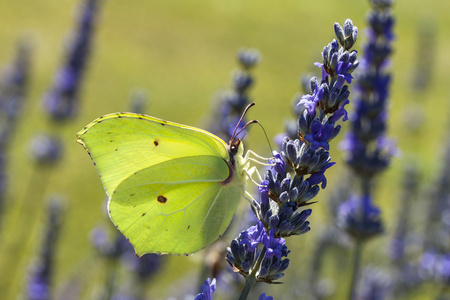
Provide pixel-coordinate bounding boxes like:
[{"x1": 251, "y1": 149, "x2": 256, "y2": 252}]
[
  {"x1": 226, "y1": 19, "x2": 359, "y2": 299},
  {"x1": 338, "y1": 1, "x2": 395, "y2": 298},
  {"x1": 43, "y1": 0, "x2": 101, "y2": 121},
  {"x1": 209, "y1": 49, "x2": 260, "y2": 141},
  {"x1": 0, "y1": 41, "x2": 32, "y2": 229}
]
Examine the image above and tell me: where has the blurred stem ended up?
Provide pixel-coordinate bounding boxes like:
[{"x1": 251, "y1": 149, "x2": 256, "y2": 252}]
[
  {"x1": 100, "y1": 257, "x2": 120, "y2": 300},
  {"x1": 361, "y1": 178, "x2": 371, "y2": 197},
  {"x1": 239, "y1": 246, "x2": 266, "y2": 300},
  {"x1": 437, "y1": 284, "x2": 450, "y2": 300},
  {"x1": 309, "y1": 234, "x2": 327, "y2": 300},
  {"x1": 348, "y1": 239, "x2": 364, "y2": 300},
  {"x1": 348, "y1": 178, "x2": 370, "y2": 300},
  {"x1": 4, "y1": 164, "x2": 52, "y2": 299}
]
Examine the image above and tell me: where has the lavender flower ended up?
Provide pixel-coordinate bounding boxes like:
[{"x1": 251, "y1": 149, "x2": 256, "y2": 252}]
[
  {"x1": 258, "y1": 293, "x2": 273, "y2": 300},
  {"x1": 129, "y1": 89, "x2": 149, "y2": 115},
  {"x1": 420, "y1": 251, "x2": 450, "y2": 286},
  {"x1": 337, "y1": 194, "x2": 383, "y2": 241},
  {"x1": 389, "y1": 165, "x2": 419, "y2": 263},
  {"x1": 91, "y1": 227, "x2": 163, "y2": 279},
  {"x1": 226, "y1": 221, "x2": 290, "y2": 284},
  {"x1": 357, "y1": 267, "x2": 391, "y2": 300},
  {"x1": 416, "y1": 140, "x2": 450, "y2": 298},
  {"x1": 229, "y1": 20, "x2": 359, "y2": 299},
  {"x1": 29, "y1": 134, "x2": 63, "y2": 165},
  {"x1": 0, "y1": 41, "x2": 32, "y2": 146},
  {"x1": 337, "y1": 2, "x2": 394, "y2": 299},
  {"x1": 341, "y1": 0, "x2": 396, "y2": 181},
  {"x1": 0, "y1": 41, "x2": 31, "y2": 218},
  {"x1": 252, "y1": 19, "x2": 358, "y2": 239},
  {"x1": 43, "y1": 0, "x2": 101, "y2": 121},
  {"x1": 423, "y1": 140, "x2": 450, "y2": 252},
  {"x1": 194, "y1": 278, "x2": 216, "y2": 300},
  {"x1": 26, "y1": 197, "x2": 64, "y2": 300},
  {"x1": 338, "y1": 0, "x2": 396, "y2": 240},
  {"x1": 209, "y1": 49, "x2": 260, "y2": 141},
  {"x1": 90, "y1": 227, "x2": 163, "y2": 299}
]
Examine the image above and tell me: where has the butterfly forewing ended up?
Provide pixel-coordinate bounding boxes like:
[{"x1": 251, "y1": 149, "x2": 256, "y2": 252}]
[{"x1": 76, "y1": 113, "x2": 229, "y2": 196}]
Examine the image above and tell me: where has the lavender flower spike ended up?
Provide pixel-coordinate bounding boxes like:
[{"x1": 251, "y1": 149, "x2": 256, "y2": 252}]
[
  {"x1": 341, "y1": 0, "x2": 396, "y2": 180},
  {"x1": 43, "y1": 0, "x2": 101, "y2": 121},
  {"x1": 226, "y1": 220, "x2": 290, "y2": 283},
  {"x1": 232, "y1": 20, "x2": 359, "y2": 300},
  {"x1": 26, "y1": 197, "x2": 64, "y2": 300},
  {"x1": 252, "y1": 19, "x2": 358, "y2": 240},
  {"x1": 209, "y1": 49, "x2": 260, "y2": 141},
  {"x1": 338, "y1": 2, "x2": 394, "y2": 299},
  {"x1": 194, "y1": 278, "x2": 217, "y2": 300}
]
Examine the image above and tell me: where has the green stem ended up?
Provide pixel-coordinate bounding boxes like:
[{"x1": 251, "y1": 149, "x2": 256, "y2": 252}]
[
  {"x1": 348, "y1": 239, "x2": 364, "y2": 300},
  {"x1": 239, "y1": 246, "x2": 267, "y2": 300},
  {"x1": 348, "y1": 178, "x2": 370, "y2": 300}
]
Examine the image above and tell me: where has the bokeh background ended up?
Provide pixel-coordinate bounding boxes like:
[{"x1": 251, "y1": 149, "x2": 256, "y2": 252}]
[{"x1": 0, "y1": 0, "x2": 448, "y2": 299}]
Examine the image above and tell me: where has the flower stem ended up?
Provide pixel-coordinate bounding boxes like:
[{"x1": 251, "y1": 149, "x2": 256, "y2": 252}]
[
  {"x1": 348, "y1": 178, "x2": 370, "y2": 300},
  {"x1": 239, "y1": 246, "x2": 267, "y2": 300},
  {"x1": 348, "y1": 239, "x2": 364, "y2": 300}
]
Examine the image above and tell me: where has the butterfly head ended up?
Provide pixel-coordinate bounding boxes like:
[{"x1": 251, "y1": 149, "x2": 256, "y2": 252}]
[{"x1": 228, "y1": 138, "x2": 242, "y2": 156}]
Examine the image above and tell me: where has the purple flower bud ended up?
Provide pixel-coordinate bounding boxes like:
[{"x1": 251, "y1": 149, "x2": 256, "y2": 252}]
[{"x1": 194, "y1": 278, "x2": 216, "y2": 300}]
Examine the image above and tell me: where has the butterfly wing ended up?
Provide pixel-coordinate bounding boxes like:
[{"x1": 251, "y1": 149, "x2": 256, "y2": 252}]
[
  {"x1": 76, "y1": 112, "x2": 230, "y2": 196},
  {"x1": 76, "y1": 113, "x2": 245, "y2": 255},
  {"x1": 110, "y1": 155, "x2": 243, "y2": 255}
]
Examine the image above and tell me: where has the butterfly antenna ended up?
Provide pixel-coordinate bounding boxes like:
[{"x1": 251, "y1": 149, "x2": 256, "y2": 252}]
[
  {"x1": 231, "y1": 102, "x2": 255, "y2": 141},
  {"x1": 235, "y1": 119, "x2": 274, "y2": 155},
  {"x1": 235, "y1": 119, "x2": 257, "y2": 139},
  {"x1": 257, "y1": 122, "x2": 274, "y2": 155}
]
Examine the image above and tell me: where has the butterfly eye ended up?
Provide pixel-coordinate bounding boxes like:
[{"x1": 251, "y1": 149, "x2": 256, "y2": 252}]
[{"x1": 229, "y1": 138, "x2": 241, "y2": 155}]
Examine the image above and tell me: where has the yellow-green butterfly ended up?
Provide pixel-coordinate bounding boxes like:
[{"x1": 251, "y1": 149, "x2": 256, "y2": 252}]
[{"x1": 76, "y1": 103, "x2": 265, "y2": 256}]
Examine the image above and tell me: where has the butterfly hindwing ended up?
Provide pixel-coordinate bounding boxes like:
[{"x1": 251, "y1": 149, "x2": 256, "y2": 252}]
[{"x1": 109, "y1": 155, "x2": 242, "y2": 255}]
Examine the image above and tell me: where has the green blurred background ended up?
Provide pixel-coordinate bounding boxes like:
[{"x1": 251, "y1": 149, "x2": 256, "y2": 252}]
[{"x1": 0, "y1": 0, "x2": 448, "y2": 299}]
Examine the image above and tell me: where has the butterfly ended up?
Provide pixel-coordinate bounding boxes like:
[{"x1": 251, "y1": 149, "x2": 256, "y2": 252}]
[{"x1": 76, "y1": 103, "x2": 267, "y2": 256}]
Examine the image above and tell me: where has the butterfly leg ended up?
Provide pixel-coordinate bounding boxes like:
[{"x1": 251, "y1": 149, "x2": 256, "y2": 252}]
[
  {"x1": 244, "y1": 191, "x2": 261, "y2": 213},
  {"x1": 244, "y1": 167, "x2": 267, "y2": 188},
  {"x1": 243, "y1": 150, "x2": 275, "y2": 167},
  {"x1": 244, "y1": 190, "x2": 255, "y2": 202},
  {"x1": 247, "y1": 150, "x2": 273, "y2": 161}
]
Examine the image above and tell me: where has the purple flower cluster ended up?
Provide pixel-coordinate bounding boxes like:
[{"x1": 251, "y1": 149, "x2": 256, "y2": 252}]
[
  {"x1": 337, "y1": 194, "x2": 383, "y2": 241},
  {"x1": 42, "y1": 0, "x2": 101, "y2": 121},
  {"x1": 226, "y1": 220, "x2": 290, "y2": 284},
  {"x1": 29, "y1": 134, "x2": 63, "y2": 165},
  {"x1": 226, "y1": 20, "x2": 359, "y2": 297},
  {"x1": 0, "y1": 41, "x2": 31, "y2": 216},
  {"x1": 194, "y1": 278, "x2": 216, "y2": 300},
  {"x1": 338, "y1": 0, "x2": 395, "y2": 242},
  {"x1": 209, "y1": 49, "x2": 260, "y2": 141},
  {"x1": 357, "y1": 267, "x2": 391, "y2": 300},
  {"x1": 335, "y1": 2, "x2": 394, "y2": 299},
  {"x1": 416, "y1": 141, "x2": 450, "y2": 293},
  {"x1": 252, "y1": 19, "x2": 358, "y2": 239},
  {"x1": 26, "y1": 198, "x2": 64, "y2": 300},
  {"x1": 340, "y1": 0, "x2": 396, "y2": 180},
  {"x1": 0, "y1": 42, "x2": 32, "y2": 146},
  {"x1": 420, "y1": 251, "x2": 450, "y2": 286}
]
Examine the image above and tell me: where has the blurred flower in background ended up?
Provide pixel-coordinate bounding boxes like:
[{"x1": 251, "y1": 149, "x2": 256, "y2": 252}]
[{"x1": 0, "y1": 0, "x2": 449, "y2": 299}]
